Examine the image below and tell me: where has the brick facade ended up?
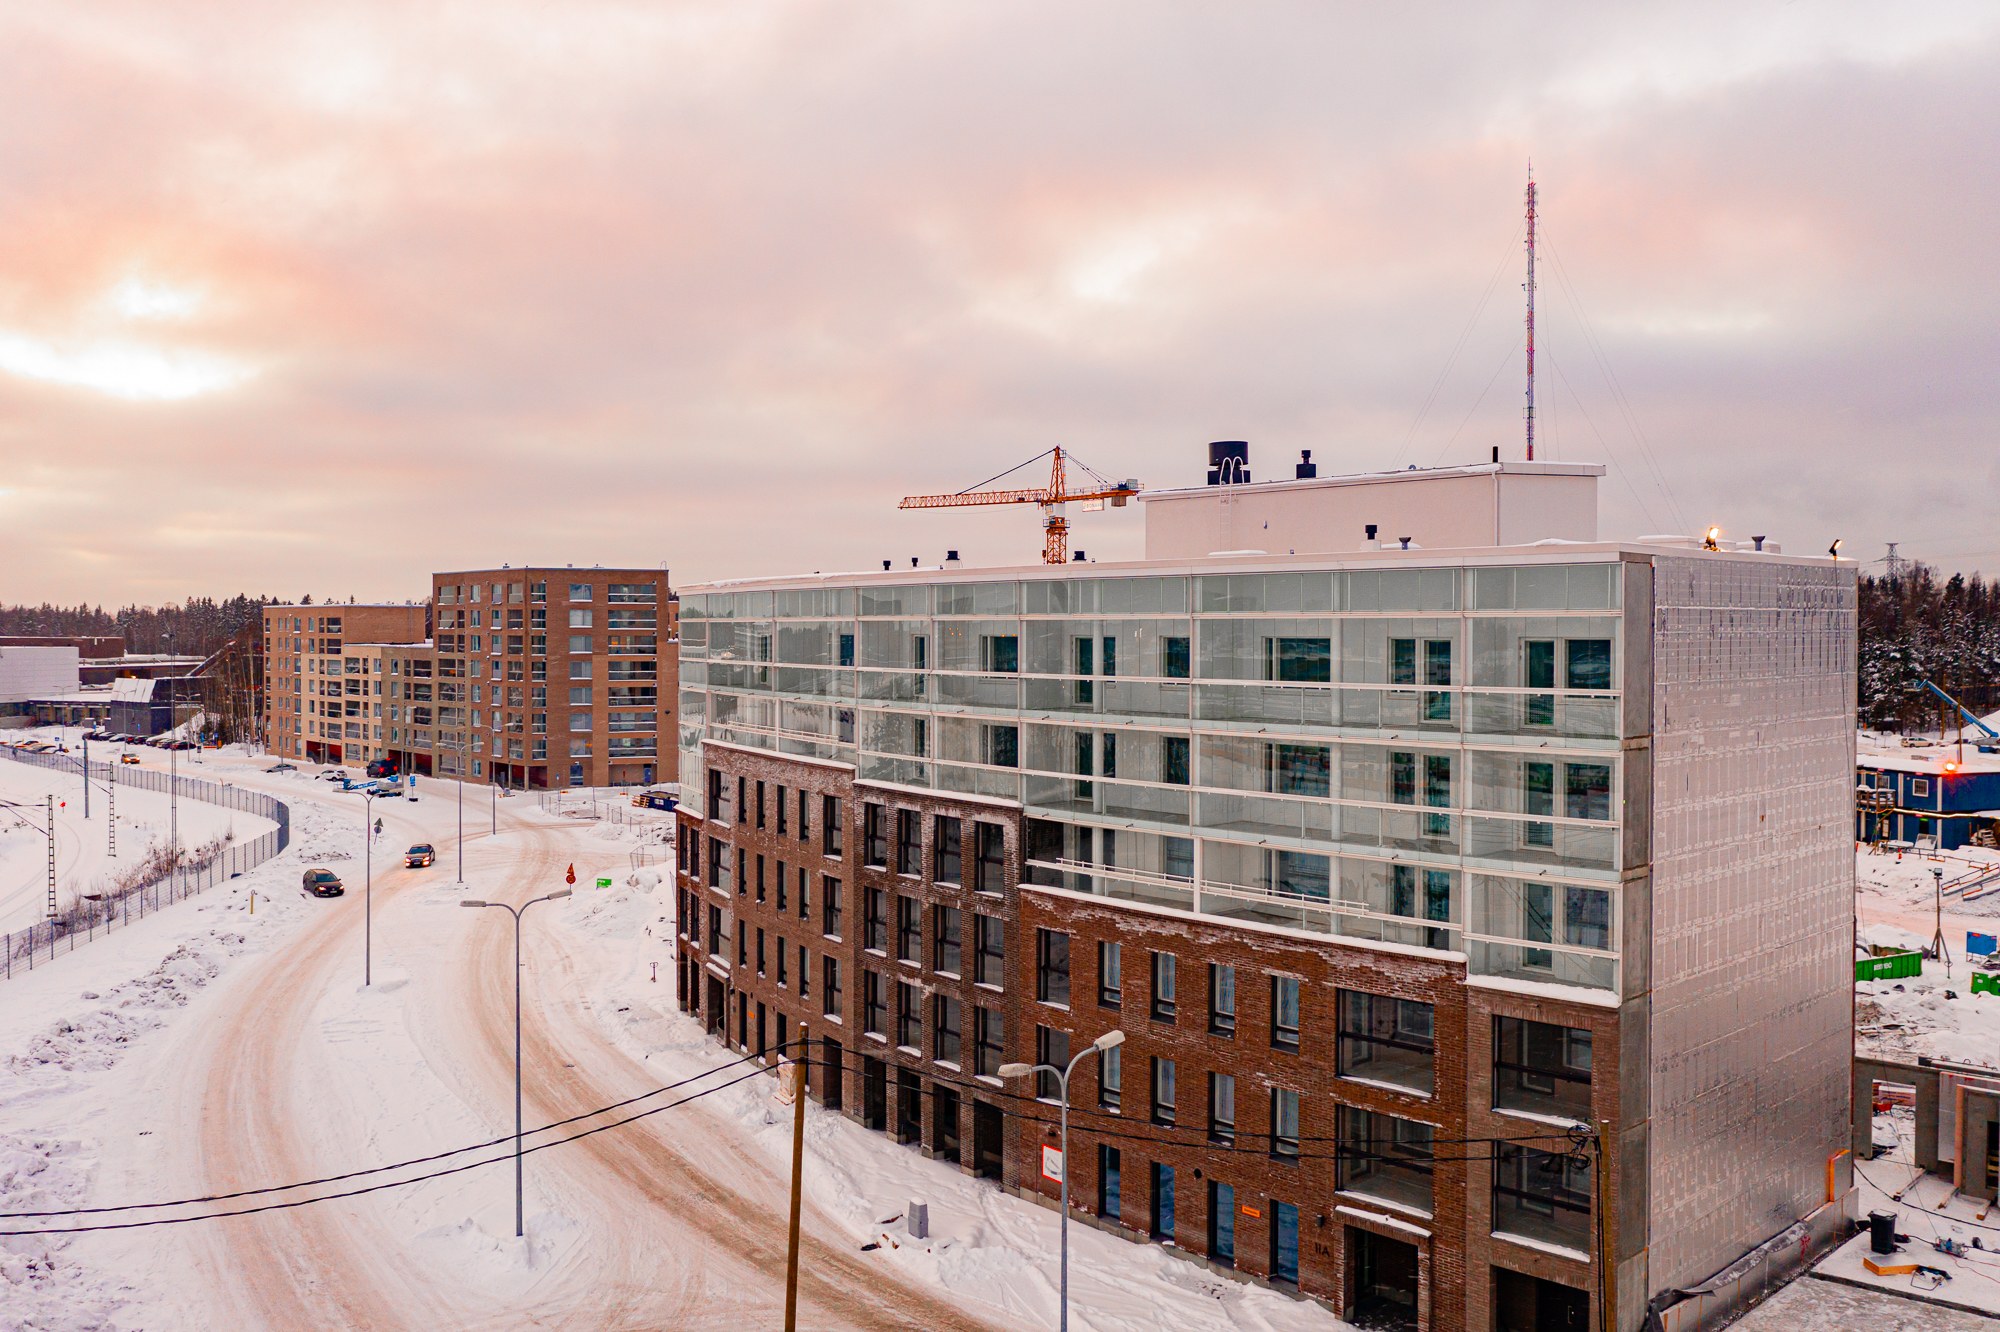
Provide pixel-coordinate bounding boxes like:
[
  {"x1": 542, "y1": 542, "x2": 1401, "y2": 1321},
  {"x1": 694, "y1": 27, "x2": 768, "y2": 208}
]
[{"x1": 675, "y1": 742, "x2": 1612, "y2": 1330}]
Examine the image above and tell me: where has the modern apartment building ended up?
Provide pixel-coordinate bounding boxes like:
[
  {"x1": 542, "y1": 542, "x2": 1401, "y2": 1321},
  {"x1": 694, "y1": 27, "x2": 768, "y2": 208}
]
[
  {"x1": 260, "y1": 603, "x2": 429, "y2": 765},
  {"x1": 671, "y1": 452, "x2": 1856, "y2": 1332},
  {"x1": 426, "y1": 567, "x2": 676, "y2": 790}
]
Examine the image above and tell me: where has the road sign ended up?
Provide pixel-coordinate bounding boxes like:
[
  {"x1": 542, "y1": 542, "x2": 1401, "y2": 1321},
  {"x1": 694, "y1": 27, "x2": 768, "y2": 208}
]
[
  {"x1": 1040, "y1": 1145, "x2": 1062, "y2": 1184},
  {"x1": 565, "y1": 864, "x2": 576, "y2": 885}
]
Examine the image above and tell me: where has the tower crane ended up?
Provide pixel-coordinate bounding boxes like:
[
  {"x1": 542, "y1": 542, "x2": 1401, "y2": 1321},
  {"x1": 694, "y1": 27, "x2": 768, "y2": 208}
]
[{"x1": 898, "y1": 446, "x2": 1141, "y2": 565}]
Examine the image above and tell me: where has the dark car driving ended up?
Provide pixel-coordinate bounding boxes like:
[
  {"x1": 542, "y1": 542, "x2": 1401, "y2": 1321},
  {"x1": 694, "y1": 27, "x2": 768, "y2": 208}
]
[
  {"x1": 404, "y1": 844, "x2": 435, "y2": 868},
  {"x1": 303, "y1": 869, "x2": 344, "y2": 898}
]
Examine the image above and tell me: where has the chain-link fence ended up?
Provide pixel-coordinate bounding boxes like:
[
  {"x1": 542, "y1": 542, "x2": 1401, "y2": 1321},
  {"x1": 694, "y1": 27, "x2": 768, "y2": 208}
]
[{"x1": 0, "y1": 746, "x2": 291, "y2": 980}]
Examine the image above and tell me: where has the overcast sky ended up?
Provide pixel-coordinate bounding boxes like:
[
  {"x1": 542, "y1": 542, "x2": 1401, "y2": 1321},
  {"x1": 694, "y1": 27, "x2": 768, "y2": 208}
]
[{"x1": 2, "y1": 2, "x2": 1996, "y2": 604}]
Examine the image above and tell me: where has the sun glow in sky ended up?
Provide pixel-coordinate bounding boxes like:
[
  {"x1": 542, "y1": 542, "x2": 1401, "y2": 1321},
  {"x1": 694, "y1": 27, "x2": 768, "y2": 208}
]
[{"x1": 0, "y1": 1, "x2": 1996, "y2": 601}]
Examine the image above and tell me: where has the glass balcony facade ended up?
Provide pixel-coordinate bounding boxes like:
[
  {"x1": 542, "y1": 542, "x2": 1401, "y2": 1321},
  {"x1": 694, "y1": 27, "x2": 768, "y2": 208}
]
[{"x1": 678, "y1": 560, "x2": 1637, "y2": 994}]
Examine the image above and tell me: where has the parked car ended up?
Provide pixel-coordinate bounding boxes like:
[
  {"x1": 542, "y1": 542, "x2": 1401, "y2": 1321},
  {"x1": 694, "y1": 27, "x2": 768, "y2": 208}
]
[
  {"x1": 320, "y1": 769, "x2": 350, "y2": 783},
  {"x1": 404, "y1": 844, "x2": 436, "y2": 868},
  {"x1": 266, "y1": 762, "x2": 297, "y2": 773},
  {"x1": 302, "y1": 869, "x2": 344, "y2": 898}
]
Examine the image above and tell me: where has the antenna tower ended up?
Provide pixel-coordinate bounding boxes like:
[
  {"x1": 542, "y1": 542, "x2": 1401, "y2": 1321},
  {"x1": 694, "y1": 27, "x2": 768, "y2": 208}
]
[{"x1": 1524, "y1": 162, "x2": 1537, "y2": 462}]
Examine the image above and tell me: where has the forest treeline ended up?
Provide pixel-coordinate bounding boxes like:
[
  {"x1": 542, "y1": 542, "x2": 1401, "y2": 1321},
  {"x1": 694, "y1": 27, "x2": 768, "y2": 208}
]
[
  {"x1": 1859, "y1": 566, "x2": 2000, "y2": 732},
  {"x1": 0, "y1": 596, "x2": 280, "y2": 655}
]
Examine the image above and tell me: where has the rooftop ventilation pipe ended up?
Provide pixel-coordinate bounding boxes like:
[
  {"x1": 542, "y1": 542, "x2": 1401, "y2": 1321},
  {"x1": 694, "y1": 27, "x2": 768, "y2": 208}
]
[
  {"x1": 1295, "y1": 450, "x2": 1317, "y2": 480},
  {"x1": 945, "y1": 550, "x2": 960, "y2": 564},
  {"x1": 1398, "y1": 537, "x2": 1412, "y2": 550},
  {"x1": 882, "y1": 560, "x2": 892, "y2": 571},
  {"x1": 1364, "y1": 524, "x2": 1379, "y2": 550},
  {"x1": 911, "y1": 557, "x2": 919, "y2": 568},
  {"x1": 1753, "y1": 535, "x2": 1767, "y2": 551},
  {"x1": 1072, "y1": 550, "x2": 1087, "y2": 562}
]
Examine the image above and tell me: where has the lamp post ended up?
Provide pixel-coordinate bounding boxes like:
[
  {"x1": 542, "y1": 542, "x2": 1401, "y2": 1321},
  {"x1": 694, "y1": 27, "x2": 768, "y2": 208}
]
[
  {"x1": 362, "y1": 788, "x2": 381, "y2": 985},
  {"x1": 455, "y1": 738, "x2": 466, "y2": 885},
  {"x1": 460, "y1": 888, "x2": 572, "y2": 1238},
  {"x1": 997, "y1": 1029, "x2": 1125, "y2": 1332}
]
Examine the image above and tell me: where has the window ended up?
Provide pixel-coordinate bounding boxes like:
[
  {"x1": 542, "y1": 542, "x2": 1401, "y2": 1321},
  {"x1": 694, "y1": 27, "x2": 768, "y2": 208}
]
[
  {"x1": 1913, "y1": 777, "x2": 1931, "y2": 798},
  {"x1": 1564, "y1": 763, "x2": 1612, "y2": 821},
  {"x1": 1524, "y1": 639, "x2": 1556, "y2": 727},
  {"x1": 837, "y1": 632, "x2": 855, "y2": 667},
  {"x1": 1270, "y1": 1201, "x2": 1300, "y2": 1285},
  {"x1": 934, "y1": 995, "x2": 962, "y2": 1065},
  {"x1": 1073, "y1": 637, "x2": 1094, "y2": 705},
  {"x1": 934, "y1": 906, "x2": 962, "y2": 975},
  {"x1": 775, "y1": 935, "x2": 787, "y2": 987},
  {"x1": 1566, "y1": 886, "x2": 1611, "y2": 951},
  {"x1": 1522, "y1": 882, "x2": 1554, "y2": 968},
  {"x1": 1208, "y1": 1181, "x2": 1235, "y2": 1267},
  {"x1": 1207, "y1": 963, "x2": 1235, "y2": 1037},
  {"x1": 934, "y1": 816, "x2": 962, "y2": 883},
  {"x1": 895, "y1": 895, "x2": 921, "y2": 962},
  {"x1": 1422, "y1": 638, "x2": 1453, "y2": 721},
  {"x1": 1266, "y1": 637, "x2": 1331, "y2": 682},
  {"x1": 973, "y1": 823, "x2": 1006, "y2": 892},
  {"x1": 569, "y1": 635, "x2": 593, "y2": 654},
  {"x1": 776, "y1": 860, "x2": 788, "y2": 912},
  {"x1": 1337, "y1": 991, "x2": 1436, "y2": 1094},
  {"x1": 1524, "y1": 761, "x2": 1556, "y2": 847},
  {"x1": 1037, "y1": 928, "x2": 1071, "y2": 1006},
  {"x1": 1150, "y1": 1057, "x2": 1177, "y2": 1125},
  {"x1": 1162, "y1": 736, "x2": 1190, "y2": 786},
  {"x1": 1072, "y1": 730, "x2": 1095, "y2": 798},
  {"x1": 568, "y1": 609, "x2": 594, "y2": 629},
  {"x1": 1269, "y1": 743, "x2": 1330, "y2": 797},
  {"x1": 863, "y1": 803, "x2": 889, "y2": 867},
  {"x1": 755, "y1": 855, "x2": 766, "y2": 902},
  {"x1": 1098, "y1": 941, "x2": 1122, "y2": 1008},
  {"x1": 799, "y1": 788, "x2": 810, "y2": 842},
  {"x1": 1493, "y1": 1016, "x2": 1592, "y2": 1121},
  {"x1": 896, "y1": 981, "x2": 921, "y2": 1049},
  {"x1": 1390, "y1": 865, "x2": 1452, "y2": 948},
  {"x1": 568, "y1": 583, "x2": 593, "y2": 602},
  {"x1": 1099, "y1": 1146, "x2": 1122, "y2": 1219},
  {"x1": 1150, "y1": 1163, "x2": 1175, "y2": 1240},
  {"x1": 1271, "y1": 1088, "x2": 1301, "y2": 1159},
  {"x1": 1493, "y1": 1143, "x2": 1593, "y2": 1250},
  {"x1": 706, "y1": 905, "x2": 725, "y2": 959},
  {"x1": 864, "y1": 888, "x2": 888, "y2": 948},
  {"x1": 1151, "y1": 952, "x2": 1177, "y2": 1022},
  {"x1": 1565, "y1": 638, "x2": 1612, "y2": 691},
  {"x1": 982, "y1": 724, "x2": 1018, "y2": 768},
  {"x1": 1390, "y1": 637, "x2": 1417, "y2": 686},
  {"x1": 1208, "y1": 1072, "x2": 1236, "y2": 1145},
  {"x1": 568, "y1": 686, "x2": 594, "y2": 705},
  {"x1": 821, "y1": 876, "x2": 843, "y2": 938},
  {"x1": 1099, "y1": 1042, "x2": 1122, "y2": 1111},
  {"x1": 822, "y1": 795, "x2": 842, "y2": 855},
  {"x1": 896, "y1": 808, "x2": 921, "y2": 875},
  {"x1": 862, "y1": 971, "x2": 887, "y2": 1036},
  {"x1": 823, "y1": 959, "x2": 845, "y2": 1017},
  {"x1": 1036, "y1": 1026, "x2": 1070, "y2": 1100},
  {"x1": 1338, "y1": 1107, "x2": 1434, "y2": 1213},
  {"x1": 1162, "y1": 635, "x2": 1191, "y2": 680},
  {"x1": 975, "y1": 1007, "x2": 1004, "y2": 1077},
  {"x1": 981, "y1": 634, "x2": 1019, "y2": 673},
  {"x1": 975, "y1": 915, "x2": 1005, "y2": 987},
  {"x1": 755, "y1": 780, "x2": 766, "y2": 829},
  {"x1": 1424, "y1": 754, "x2": 1452, "y2": 836},
  {"x1": 1271, "y1": 976, "x2": 1301, "y2": 1052}
]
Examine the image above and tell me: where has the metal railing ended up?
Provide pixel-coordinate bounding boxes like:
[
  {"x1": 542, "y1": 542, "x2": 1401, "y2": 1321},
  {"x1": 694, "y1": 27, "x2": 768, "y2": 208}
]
[{"x1": 0, "y1": 747, "x2": 291, "y2": 980}]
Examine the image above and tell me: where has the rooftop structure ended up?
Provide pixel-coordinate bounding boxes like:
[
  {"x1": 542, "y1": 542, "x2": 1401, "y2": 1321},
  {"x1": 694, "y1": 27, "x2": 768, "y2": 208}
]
[{"x1": 671, "y1": 449, "x2": 1856, "y2": 1332}]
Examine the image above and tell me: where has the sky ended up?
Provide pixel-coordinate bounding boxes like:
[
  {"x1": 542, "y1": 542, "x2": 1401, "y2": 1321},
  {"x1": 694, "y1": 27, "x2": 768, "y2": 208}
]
[{"x1": 2, "y1": 1, "x2": 1997, "y2": 604}]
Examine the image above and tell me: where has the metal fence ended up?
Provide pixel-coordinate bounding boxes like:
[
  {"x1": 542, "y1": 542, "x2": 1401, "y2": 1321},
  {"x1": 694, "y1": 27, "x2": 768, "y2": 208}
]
[{"x1": 1, "y1": 747, "x2": 291, "y2": 980}]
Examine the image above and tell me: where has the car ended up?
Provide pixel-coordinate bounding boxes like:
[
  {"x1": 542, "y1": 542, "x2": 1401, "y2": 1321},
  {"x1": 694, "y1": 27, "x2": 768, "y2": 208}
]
[
  {"x1": 404, "y1": 844, "x2": 436, "y2": 868},
  {"x1": 266, "y1": 762, "x2": 297, "y2": 773},
  {"x1": 321, "y1": 769, "x2": 350, "y2": 782},
  {"x1": 302, "y1": 869, "x2": 345, "y2": 898},
  {"x1": 119, "y1": 753, "x2": 142, "y2": 765},
  {"x1": 367, "y1": 759, "x2": 400, "y2": 780}
]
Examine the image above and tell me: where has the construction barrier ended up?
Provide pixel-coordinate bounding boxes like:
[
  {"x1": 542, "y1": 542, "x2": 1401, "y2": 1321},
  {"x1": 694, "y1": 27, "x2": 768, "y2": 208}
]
[
  {"x1": 1972, "y1": 973, "x2": 2000, "y2": 997},
  {"x1": 1969, "y1": 931, "x2": 1998, "y2": 956},
  {"x1": 1855, "y1": 952, "x2": 1924, "y2": 982}
]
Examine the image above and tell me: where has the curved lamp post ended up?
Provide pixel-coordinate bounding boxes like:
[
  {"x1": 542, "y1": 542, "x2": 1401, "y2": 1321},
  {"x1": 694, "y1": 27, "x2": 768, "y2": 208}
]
[
  {"x1": 460, "y1": 888, "x2": 572, "y2": 1237},
  {"x1": 998, "y1": 1028, "x2": 1125, "y2": 1332}
]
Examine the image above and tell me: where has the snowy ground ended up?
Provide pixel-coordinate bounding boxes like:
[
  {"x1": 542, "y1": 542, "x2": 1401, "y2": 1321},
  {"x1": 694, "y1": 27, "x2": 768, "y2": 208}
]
[
  {"x1": 0, "y1": 737, "x2": 271, "y2": 934},
  {"x1": 1854, "y1": 843, "x2": 2000, "y2": 1067},
  {"x1": 0, "y1": 741, "x2": 1350, "y2": 1332}
]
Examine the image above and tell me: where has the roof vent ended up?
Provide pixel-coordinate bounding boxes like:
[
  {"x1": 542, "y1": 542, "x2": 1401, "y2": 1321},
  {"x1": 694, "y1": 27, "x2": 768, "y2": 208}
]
[
  {"x1": 1295, "y1": 450, "x2": 1317, "y2": 480},
  {"x1": 1072, "y1": 550, "x2": 1087, "y2": 562},
  {"x1": 882, "y1": 560, "x2": 892, "y2": 571},
  {"x1": 911, "y1": 557, "x2": 919, "y2": 568},
  {"x1": 1206, "y1": 441, "x2": 1251, "y2": 486},
  {"x1": 945, "y1": 550, "x2": 960, "y2": 564},
  {"x1": 1752, "y1": 535, "x2": 1767, "y2": 551},
  {"x1": 1364, "y1": 524, "x2": 1379, "y2": 551},
  {"x1": 1398, "y1": 537, "x2": 1412, "y2": 550}
]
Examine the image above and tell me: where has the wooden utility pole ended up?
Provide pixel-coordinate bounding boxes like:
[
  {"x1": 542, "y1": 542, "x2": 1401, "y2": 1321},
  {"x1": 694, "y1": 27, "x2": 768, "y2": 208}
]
[
  {"x1": 784, "y1": 1024, "x2": 809, "y2": 1332},
  {"x1": 1597, "y1": 1120, "x2": 1617, "y2": 1332}
]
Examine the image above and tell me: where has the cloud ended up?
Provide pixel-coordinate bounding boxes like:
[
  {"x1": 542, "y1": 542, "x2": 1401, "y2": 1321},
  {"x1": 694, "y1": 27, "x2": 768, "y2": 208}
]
[{"x1": 0, "y1": 0, "x2": 1996, "y2": 602}]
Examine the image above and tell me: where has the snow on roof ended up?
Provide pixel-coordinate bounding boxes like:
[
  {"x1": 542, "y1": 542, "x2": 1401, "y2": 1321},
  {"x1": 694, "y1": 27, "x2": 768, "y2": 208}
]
[{"x1": 1857, "y1": 733, "x2": 2000, "y2": 775}]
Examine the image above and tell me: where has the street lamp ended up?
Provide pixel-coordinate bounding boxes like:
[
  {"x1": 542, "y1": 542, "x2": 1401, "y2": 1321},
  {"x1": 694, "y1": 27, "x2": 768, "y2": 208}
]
[
  {"x1": 362, "y1": 788, "x2": 382, "y2": 985},
  {"x1": 460, "y1": 888, "x2": 572, "y2": 1238},
  {"x1": 997, "y1": 1028, "x2": 1126, "y2": 1332}
]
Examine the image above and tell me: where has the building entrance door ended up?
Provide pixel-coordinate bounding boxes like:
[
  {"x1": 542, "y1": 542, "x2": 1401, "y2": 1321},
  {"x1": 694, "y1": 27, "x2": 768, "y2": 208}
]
[
  {"x1": 972, "y1": 1100, "x2": 1004, "y2": 1179},
  {"x1": 705, "y1": 976, "x2": 726, "y2": 1037},
  {"x1": 934, "y1": 1086, "x2": 962, "y2": 1164},
  {"x1": 862, "y1": 1056, "x2": 888, "y2": 1131},
  {"x1": 1348, "y1": 1227, "x2": 1419, "y2": 1330},
  {"x1": 1493, "y1": 1266, "x2": 1588, "y2": 1331}
]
